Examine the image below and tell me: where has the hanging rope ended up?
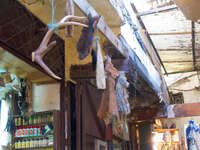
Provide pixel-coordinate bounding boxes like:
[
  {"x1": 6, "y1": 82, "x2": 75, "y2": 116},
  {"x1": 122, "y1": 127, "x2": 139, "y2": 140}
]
[{"x1": 48, "y1": 0, "x2": 58, "y2": 32}]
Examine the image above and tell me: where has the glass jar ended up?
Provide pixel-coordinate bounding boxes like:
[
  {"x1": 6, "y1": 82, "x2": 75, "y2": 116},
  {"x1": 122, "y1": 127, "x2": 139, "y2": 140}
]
[
  {"x1": 18, "y1": 140, "x2": 22, "y2": 149},
  {"x1": 38, "y1": 114, "x2": 41, "y2": 124},
  {"x1": 14, "y1": 140, "x2": 18, "y2": 149},
  {"x1": 30, "y1": 139, "x2": 33, "y2": 148},
  {"x1": 34, "y1": 115, "x2": 38, "y2": 124},
  {"x1": 29, "y1": 116, "x2": 33, "y2": 125},
  {"x1": 21, "y1": 140, "x2": 25, "y2": 148},
  {"x1": 26, "y1": 139, "x2": 30, "y2": 148},
  {"x1": 18, "y1": 117, "x2": 21, "y2": 126},
  {"x1": 14, "y1": 117, "x2": 18, "y2": 126}
]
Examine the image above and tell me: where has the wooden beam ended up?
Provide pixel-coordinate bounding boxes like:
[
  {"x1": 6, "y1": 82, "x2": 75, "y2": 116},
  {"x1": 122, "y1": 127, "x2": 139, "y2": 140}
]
[
  {"x1": 73, "y1": 0, "x2": 128, "y2": 58},
  {"x1": 129, "y1": 107, "x2": 165, "y2": 122},
  {"x1": 131, "y1": 3, "x2": 168, "y2": 75},
  {"x1": 192, "y1": 21, "x2": 197, "y2": 70},
  {"x1": 167, "y1": 103, "x2": 200, "y2": 118},
  {"x1": 65, "y1": 0, "x2": 75, "y2": 37},
  {"x1": 158, "y1": 48, "x2": 200, "y2": 51},
  {"x1": 165, "y1": 69, "x2": 195, "y2": 75},
  {"x1": 137, "y1": 5, "x2": 178, "y2": 17},
  {"x1": 150, "y1": 31, "x2": 200, "y2": 35}
]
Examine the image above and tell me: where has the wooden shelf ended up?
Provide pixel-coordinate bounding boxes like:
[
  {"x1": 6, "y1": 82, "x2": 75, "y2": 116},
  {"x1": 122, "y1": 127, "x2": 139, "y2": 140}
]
[
  {"x1": 154, "y1": 129, "x2": 179, "y2": 133},
  {"x1": 15, "y1": 122, "x2": 53, "y2": 128},
  {"x1": 14, "y1": 134, "x2": 53, "y2": 139}
]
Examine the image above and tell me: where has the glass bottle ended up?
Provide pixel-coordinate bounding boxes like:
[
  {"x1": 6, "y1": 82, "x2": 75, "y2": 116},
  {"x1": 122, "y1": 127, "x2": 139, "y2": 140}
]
[
  {"x1": 14, "y1": 140, "x2": 18, "y2": 149},
  {"x1": 29, "y1": 116, "x2": 33, "y2": 125},
  {"x1": 18, "y1": 117, "x2": 21, "y2": 126},
  {"x1": 15, "y1": 117, "x2": 18, "y2": 126},
  {"x1": 26, "y1": 139, "x2": 30, "y2": 148},
  {"x1": 38, "y1": 114, "x2": 41, "y2": 124},
  {"x1": 18, "y1": 140, "x2": 22, "y2": 149},
  {"x1": 30, "y1": 139, "x2": 33, "y2": 148}
]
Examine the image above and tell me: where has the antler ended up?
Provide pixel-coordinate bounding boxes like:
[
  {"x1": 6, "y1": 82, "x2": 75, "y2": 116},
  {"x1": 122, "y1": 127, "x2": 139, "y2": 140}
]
[{"x1": 32, "y1": 16, "x2": 88, "y2": 80}]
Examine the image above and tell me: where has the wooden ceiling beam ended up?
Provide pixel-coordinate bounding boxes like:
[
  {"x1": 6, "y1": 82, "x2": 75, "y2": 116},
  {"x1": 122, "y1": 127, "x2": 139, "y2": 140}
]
[
  {"x1": 137, "y1": 5, "x2": 178, "y2": 17},
  {"x1": 73, "y1": 0, "x2": 128, "y2": 58},
  {"x1": 192, "y1": 21, "x2": 197, "y2": 70},
  {"x1": 167, "y1": 103, "x2": 200, "y2": 118},
  {"x1": 164, "y1": 69, "x2": 195, "y2": 75},
  {"x1": 131, "y1": 3, "x2": 168, "y2": 75},
  {"x1": 150, "y1": 31, "x2": 200, "y2": 35},
  {"x1": 158, "y1": 49, "x2": 200, "y2": 51}
]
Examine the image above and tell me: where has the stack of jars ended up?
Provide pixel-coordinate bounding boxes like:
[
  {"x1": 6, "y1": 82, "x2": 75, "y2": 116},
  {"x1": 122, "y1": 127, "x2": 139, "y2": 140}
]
[
  {"x1": 15, "y1": 126, "x2": 42, "y2": 137},
  {"x1": 14, "y1": 138, "x2": 49, "y2": 149}
]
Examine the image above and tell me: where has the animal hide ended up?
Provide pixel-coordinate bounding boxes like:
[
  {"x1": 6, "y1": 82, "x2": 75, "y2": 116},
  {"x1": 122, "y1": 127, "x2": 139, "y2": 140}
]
[
  {"x1": 97, "y1": 56, "x2": 119, "y2": 125},
  {"x1": 76, "y1": 14, "x2": 100, "y2": 60},
  {"x1": 115, "y1": 71, "x2": 130, "y2": 115},
  {"x1": 92, "y1": 40, "x2": 106, "y2": 89}
]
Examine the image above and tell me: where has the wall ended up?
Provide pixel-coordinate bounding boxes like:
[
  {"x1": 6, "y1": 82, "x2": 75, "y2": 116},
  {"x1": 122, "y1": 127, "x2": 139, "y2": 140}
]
[{"x1": 32, "y1": 83, "x2": 60, "y2": 112}]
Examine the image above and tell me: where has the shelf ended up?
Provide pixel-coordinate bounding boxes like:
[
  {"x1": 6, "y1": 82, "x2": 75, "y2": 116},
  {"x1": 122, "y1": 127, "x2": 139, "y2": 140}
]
[
  {"x1": 15, "y1": 145, "x2": 53, "y2": 149},
  {"x1": 14, "y1": 135, "x2": 53, "y2": 139},
  {"x1": 154, "y1": 129, "x2": 179, "y2": 133},
  {"x1": 15, "y1": 122, "x2": 53, "y2": 127},
  {"x1": 155, "y1": 141, "x2": 180, "y2": 144}
]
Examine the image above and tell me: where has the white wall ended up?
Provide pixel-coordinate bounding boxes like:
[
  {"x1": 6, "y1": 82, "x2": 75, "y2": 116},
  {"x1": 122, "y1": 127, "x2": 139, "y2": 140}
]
[{"x1": 32, "y1": 83, "x2": 60, "y2": 112}]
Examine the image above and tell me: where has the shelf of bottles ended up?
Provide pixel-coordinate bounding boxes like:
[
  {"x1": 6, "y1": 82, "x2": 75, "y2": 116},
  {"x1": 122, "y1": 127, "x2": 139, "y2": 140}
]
[{"x1": 13, "y1": 112, "x2": 54, "y2": 149}]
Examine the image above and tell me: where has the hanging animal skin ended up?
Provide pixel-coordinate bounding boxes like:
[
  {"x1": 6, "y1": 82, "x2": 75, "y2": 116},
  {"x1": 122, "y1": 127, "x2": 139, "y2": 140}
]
[
  {"x1": 76, "y1": 14, "x2": 100, "y2": 60},
  {"x1": 92, "y1": 39, "x2": 106, "y2": 89},
  {"x1": 115, "y1": 71, "x2": 130, "y2": 115}
]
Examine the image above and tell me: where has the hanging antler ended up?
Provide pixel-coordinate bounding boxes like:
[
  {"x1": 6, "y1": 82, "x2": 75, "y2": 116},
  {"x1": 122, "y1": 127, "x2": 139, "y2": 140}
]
[{"x1": 32, "y1": 16, "x2": 88, "y2": 80}]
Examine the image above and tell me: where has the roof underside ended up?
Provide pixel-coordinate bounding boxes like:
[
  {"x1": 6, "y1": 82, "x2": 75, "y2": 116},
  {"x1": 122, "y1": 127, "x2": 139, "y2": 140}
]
[{"x1": 133, "y1": 0, "x2": 200, "y2": 75}]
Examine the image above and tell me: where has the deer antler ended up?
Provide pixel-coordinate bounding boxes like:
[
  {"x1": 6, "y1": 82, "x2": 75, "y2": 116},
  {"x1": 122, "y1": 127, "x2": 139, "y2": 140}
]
[{"x1": 32, "y1": 16, "x2": 88, "y2": 80}]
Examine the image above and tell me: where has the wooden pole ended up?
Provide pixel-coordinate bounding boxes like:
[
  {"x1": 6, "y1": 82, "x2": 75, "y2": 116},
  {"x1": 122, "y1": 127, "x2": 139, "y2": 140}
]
[{"x1": 65, "y1": 0, "x2": 75, "y2": 37}]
